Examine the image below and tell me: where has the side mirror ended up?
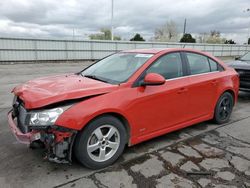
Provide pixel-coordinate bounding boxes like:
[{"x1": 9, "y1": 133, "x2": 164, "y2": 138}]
[
  {"x1": 235, "y1": 56, "x2": 240, "y2": 60},
  {"x1": 141, "y1": 73, "x2": 165, "y2": 86}
]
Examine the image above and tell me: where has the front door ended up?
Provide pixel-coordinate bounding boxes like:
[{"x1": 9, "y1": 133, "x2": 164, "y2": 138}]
[{"x1": 130, "y1": 52, "x2": 190, "y2": 137}]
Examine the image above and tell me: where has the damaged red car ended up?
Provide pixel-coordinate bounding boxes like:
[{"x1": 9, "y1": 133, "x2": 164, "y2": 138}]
[{"x1": 8, "y1": 48, "x2": 239, "y2": 169}]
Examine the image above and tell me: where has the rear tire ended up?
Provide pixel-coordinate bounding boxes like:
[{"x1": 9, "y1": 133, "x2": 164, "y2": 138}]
[
  {"x1": 213, "y1": 92, "x2": 234, "y2": 124},
  {"x1": 74, "y1": 115, "x2": 127, "y2": 169}
]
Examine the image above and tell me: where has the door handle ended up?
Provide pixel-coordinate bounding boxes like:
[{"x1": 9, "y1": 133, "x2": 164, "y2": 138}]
[{"x1": 177, "y1": 87, "x2": 188, "y2": 94}]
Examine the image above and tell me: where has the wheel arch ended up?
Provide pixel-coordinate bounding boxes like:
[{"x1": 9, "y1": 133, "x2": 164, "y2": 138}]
[
  {"x1": 220, "y1": 89, "x2": 236, "y2": 105},
  {"x1": 80, "y1": 112, "x2": 131, "y2": 145},
  {"x1": 213, "y1": 89, "x2": 235, "y2": 124},
  {"x1": 212, "y1": 88, "x2": 236, "y2": 116}
]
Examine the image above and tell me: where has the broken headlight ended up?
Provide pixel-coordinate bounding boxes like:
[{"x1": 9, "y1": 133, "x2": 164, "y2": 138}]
[{"x1": 28, "y1": 106, "x2": 70, "y2": 126}]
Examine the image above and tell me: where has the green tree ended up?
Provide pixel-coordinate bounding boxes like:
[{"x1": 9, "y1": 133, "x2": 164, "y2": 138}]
[
  {"x1": 130, "y1": 33, "x2": 145, "y2": 41},
  {"x1": 89, "y1": 28, "x2": 121, "y2": 40},
  {"x1": 224, "y1": 39, "x2": 236, "y2": 44},
  {"x1": 180, "y1": 33, "x2": 196, "y2": 43}
]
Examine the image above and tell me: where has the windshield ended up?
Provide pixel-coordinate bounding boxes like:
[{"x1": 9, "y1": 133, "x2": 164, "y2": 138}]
[
  {"x1": 81, "y1": 53, "x2": 153, "y2": 84},
  {"x1": 241, "y1": 52, "x2": 250, "y2": 61}
]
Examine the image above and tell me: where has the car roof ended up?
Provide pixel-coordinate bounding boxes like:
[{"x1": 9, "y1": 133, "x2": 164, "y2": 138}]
[
  {"x1": 122, "y1": 48, "x2": 167, "y2": 54},
  {"x1": 122, "y1": 48, "x2": 203, "y2": 54}
]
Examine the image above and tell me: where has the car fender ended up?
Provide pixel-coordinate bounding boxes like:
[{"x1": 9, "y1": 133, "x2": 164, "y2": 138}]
[{"x1": 55, "y1": 92, "x2": 134, "y2": 134}]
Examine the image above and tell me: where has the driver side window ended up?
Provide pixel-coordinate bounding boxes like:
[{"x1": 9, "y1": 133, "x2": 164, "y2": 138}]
[{"x1": 147, "y1": 53, "x2": 183, "y2": 79}]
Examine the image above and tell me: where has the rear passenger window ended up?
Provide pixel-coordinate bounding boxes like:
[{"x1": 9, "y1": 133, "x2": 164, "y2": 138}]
[
  {"x1": 208, "y1": 58, "x2": 224, "y2": 72},
  {"x1": 209, "y1": 59, "x2": 218, "y2": 71},
  {"x1": 186, "y1": 53, "x2": 210, "y2": 75}
]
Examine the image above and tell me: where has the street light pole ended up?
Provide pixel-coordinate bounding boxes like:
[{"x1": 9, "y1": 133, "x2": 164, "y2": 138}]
[
  {"x1": 247, "y1": 9, "x2": 250, "y2": 44},
  {"x1": 244, "y1": 8, "x2": 250, "y2": 44},
  {"x1": 183, "y1": 18, "x2": 187, "y2": 36},
  {"x1": 111, "y1": 0, "x2": 114, "y2": 41}
]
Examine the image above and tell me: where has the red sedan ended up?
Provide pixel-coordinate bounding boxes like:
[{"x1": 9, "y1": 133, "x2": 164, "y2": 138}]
[{"x1": 8, "y1": 48, "x2": 239, "y2": 169}]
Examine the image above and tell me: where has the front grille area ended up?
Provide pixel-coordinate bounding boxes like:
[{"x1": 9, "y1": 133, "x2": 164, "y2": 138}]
[
  {"x1": 236, "y1": 69, "x2": 250, "y2": 81},
  {"x1": 13, "y1": 97, "x2": 29, "y2": 133},
  {"x1": 235, "y1": 69, "x2": 250, "y2": 89}
]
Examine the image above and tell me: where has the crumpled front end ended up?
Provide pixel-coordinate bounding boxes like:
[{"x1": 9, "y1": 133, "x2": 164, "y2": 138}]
[{"x1": 8, "y1": 96, "x2": 76, "y2": 164}]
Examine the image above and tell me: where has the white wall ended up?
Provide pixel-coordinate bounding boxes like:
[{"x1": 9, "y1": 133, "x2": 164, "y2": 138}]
[{"x1": 0, "y1": 37, "x2": 249, "y2": 62}]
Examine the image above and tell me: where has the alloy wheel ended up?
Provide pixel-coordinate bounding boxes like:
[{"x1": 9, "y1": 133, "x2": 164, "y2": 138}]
[
  {"x1": 218, "y1": 96, "x2": 232, "y2": 121},
  {"x1": 87, "y1": 125, "x2": 120, "y2": 162}
]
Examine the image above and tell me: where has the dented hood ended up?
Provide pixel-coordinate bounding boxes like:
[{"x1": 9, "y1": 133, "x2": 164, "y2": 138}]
[{"x1": 13, "y1": 74, "x2": 118, "y2": 109}]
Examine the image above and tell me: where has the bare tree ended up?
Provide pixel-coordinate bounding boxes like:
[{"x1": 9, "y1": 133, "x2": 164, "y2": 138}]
[
  {"x1": 197, "y1": 31, "x2": 235, "y2": 44},
  {"x1": 206, "y1": 30, "x2": 226, "y2": 44},
  {"x1": 196, "y1": 32, "x2": 209, "y2": 43},
  {"x1": 210, "y1": 30, "x2": 221, "y2": 38},
  {"x1": 154, "y1": 20, "x2": 179, "y2": 42},
  {"x1": 89, "y1": 28, "x2": 121, "y2": 40},
  {"x1": 196, "y1": 30, "x2": 222, "y2": 43}
]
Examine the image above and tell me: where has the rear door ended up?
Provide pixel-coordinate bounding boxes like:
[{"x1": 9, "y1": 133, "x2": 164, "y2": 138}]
[{"x1": 184, "y1": 52, "x2": 222, "y2": 119}]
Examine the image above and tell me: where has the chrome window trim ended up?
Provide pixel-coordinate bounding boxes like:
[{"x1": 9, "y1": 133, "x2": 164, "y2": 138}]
[{"x1": 165, "y1": 71, "x2": 219, "y2": 82}]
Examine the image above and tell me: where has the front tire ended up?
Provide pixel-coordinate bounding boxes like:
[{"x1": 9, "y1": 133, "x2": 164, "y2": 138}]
[
  {"x1": 74, "y1": 115, "x2": 127, "y2": 169},
  {"x1": 213, "y1": 92, "x2": 234, "y2": 124}
]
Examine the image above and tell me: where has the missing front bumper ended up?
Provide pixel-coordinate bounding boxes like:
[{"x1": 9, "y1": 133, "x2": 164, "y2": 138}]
[
  {"x1": 7, "y1": 110, "x2": 76, "y2": 164},
  {"x1": 7, "y1": 110, "x2": 40, "y2": 144}
]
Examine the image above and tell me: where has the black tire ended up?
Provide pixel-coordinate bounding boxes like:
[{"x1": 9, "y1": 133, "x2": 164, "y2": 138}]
[
  {"x1": 74, "y1": 115, "x2": 127, "y2": 169},
  {"x1": 213, "y1": 92, "x2": 234, "y2": 124}
]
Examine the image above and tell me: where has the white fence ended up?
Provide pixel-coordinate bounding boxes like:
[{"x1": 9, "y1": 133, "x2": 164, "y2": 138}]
[{"x1": 0, "y1": 37, "x2": 250, "y2": 62}]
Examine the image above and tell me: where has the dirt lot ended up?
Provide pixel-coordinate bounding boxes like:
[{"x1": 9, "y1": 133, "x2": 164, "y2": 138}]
[{"x1": 0, "y1": 62, "x2": 250, "y2": 188}]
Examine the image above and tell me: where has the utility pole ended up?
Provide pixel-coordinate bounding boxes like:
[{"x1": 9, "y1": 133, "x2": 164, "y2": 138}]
[
  {"x1": 247, "y1": 8, "x2": 250, "y2": 44},
  {"x1": 111, "y1": 0, "x2": 114, "y2": 41},
  {"x1": 244, "y1": 8, "x2": 250, "y2": 44},
  {"x1": 183, "y1": 18, "x2": 187, "y2": 35}
]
